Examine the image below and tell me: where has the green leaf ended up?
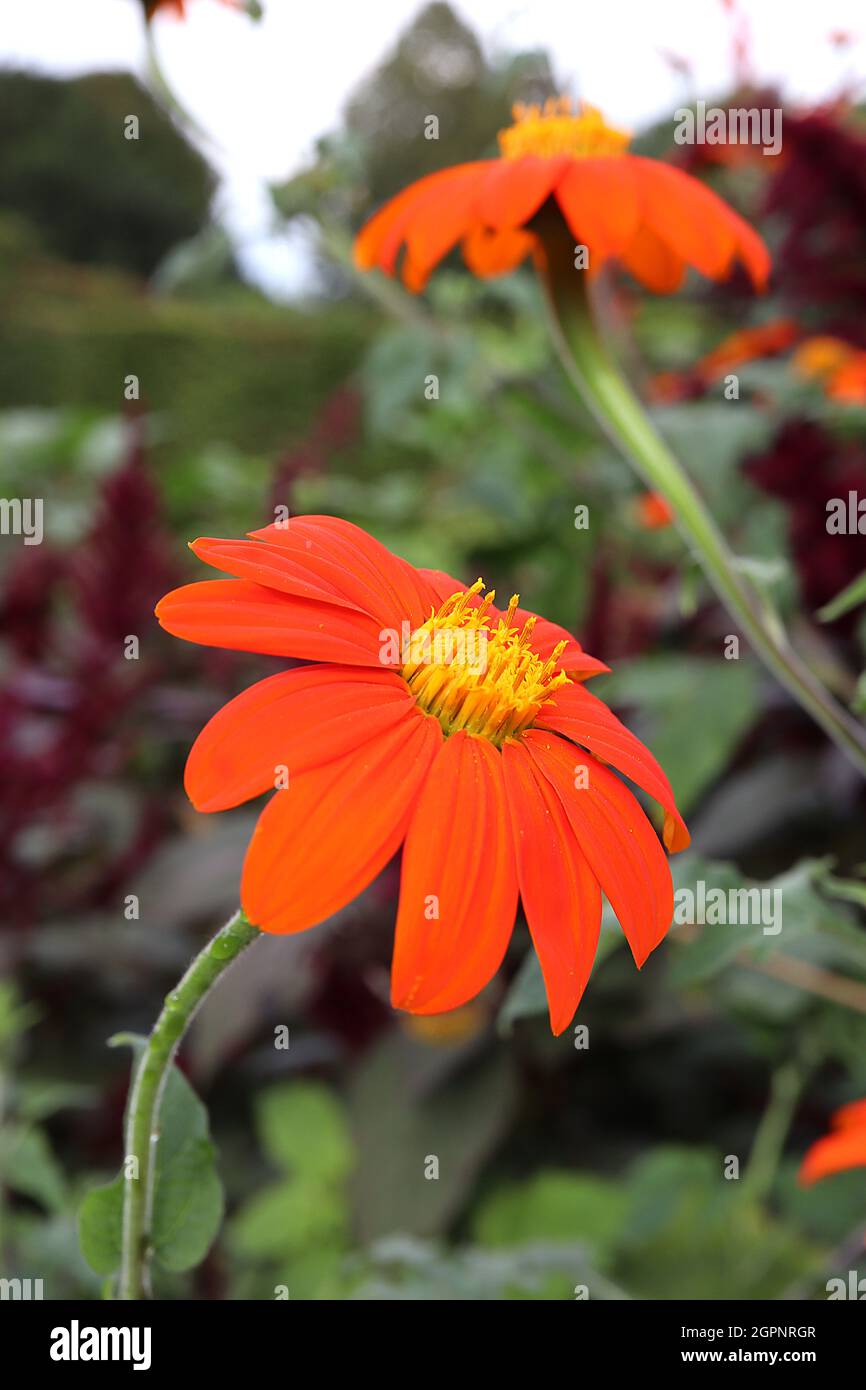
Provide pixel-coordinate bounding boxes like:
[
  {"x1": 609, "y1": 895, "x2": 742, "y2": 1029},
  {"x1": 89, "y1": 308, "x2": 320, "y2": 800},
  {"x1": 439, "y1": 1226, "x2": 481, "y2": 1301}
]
[
  {"x1": 16, "y1": 1079, "x2": 96, "y2": 1122},
  {"x1": 731, "y1": 555, "x2": 789, "y2": 588},
  {"x1": 77, "y1": 1037, "x2": 224, "y2": 1277},
  {"x1": 77, "y1": 1175, "x2": 123, "y2": 1277},
  {"x1": 820, "y1": 869, "x2": 866, "y2": 910},
  {"x1": 497, "y1": 952, "x2": 548, "y2": 1031},
  {"x1": 669, "y1": 856, "x2": 866, "y2": 987},
  {"x1": 0, "y1": 1123, "x2": 67, "y2": 1212},
  {"x1": 152, "y1": 1137, "x2": 224, "y2": 1272},
  {"x1": 817, "y1": 569, "x2": 866, "y2": 623},
  {"x1": 351, "y1": 1234, "x2": 612, "y2": 1301},
  {"x1": 618, "y1": 1146, "x2": 819, "y2": 1299},
  {"x1": 474, "y1": 1170, "x2": 629, "y2": 1260},
  {"x1": 593, "y1": 656, "x2": 759, "y2": 813},
  {"x1": 669, "y1": 857, "x2": 767, "y2": 986},
  {"x1": 256, "y1": 1082, "x2": 352, "y2": 1182},
  {"x1": 231, "y1": 1176, "x2": 347, "y2": 1261}
]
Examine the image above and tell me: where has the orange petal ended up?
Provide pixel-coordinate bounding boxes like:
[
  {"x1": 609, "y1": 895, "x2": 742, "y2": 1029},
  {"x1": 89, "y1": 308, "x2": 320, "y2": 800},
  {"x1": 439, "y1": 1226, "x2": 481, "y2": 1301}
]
[
  {"x1": 184, "y1": 665, "x2": 414, "y2": 813},
  {"x1": 241, "y1": 705, "x2": 441, "y2": 934},
  {"x1": 536, "y1": 681, "x2": 690, "y2": 851},
  {"x1": 155, "y1": 579, "x2": 386, "y2": 665},
  {"x1": 353, "y1": 163, "x2": 490, "y2": 281},
  {"x1": 523, "y1": 729, "x2": 674, "y2": 967},
  {"x1": 247, "y1": 515, "x2": 436, "y2": 631},
  {"x1": 417, "y1": 566, "x2": 469, "y2": 606},
  {"x1": 631, "y1": 157, "x2": 769, "y2": 289},
  {"x1": 401, "y1": 166, "x2": 489, "y2": 289},
  {"x1": 475, "y1": 156, "x2": 568, "y2": 230},
  {"x1": 502, "y1": 740, "x2": 602, "y2": 1035},
  {"x1": 721, "y1": 201, "x2": 771, "y2": 291},
  {"x1": 190, "y1": 538, "x2": 367, "y2": 612},
  {"x1": 555, "y1": 156, "x2": 640, "y2": 262},
  {"x1": 391, "y1": 731, "x2": 518, "y2": 1014},
  {"x1": 631, "y1": 157, "x2": 736, "y2": 280},
  {"x1": 462, "y1": 225, "x2": 536, "y2": 278},
  {"x1": 833, "y1": 1098, "x2": 866, "y2": 1130},
  {"x1": 620, "y1": 222, "x2": 686, "y2": 293},
  {"x1": 799, "y1": 1126, "x2": 866, "y2": 1185}
]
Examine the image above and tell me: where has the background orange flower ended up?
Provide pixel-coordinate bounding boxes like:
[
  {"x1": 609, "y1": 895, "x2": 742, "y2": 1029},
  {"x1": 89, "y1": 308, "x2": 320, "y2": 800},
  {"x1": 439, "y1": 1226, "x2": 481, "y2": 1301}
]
[{"x1": 355, "y1": 99, "x2": 770, "y2": 294}]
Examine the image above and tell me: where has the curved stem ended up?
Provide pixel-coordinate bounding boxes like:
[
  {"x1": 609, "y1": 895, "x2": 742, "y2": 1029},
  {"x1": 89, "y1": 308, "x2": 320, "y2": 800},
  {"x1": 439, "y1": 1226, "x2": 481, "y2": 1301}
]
[
  {"x1": 118, "y1": 909, "x2": 261, "y2": 1301},
  {"x1": 143, "y1": 25, "x2": 215, "y2": 149},
  {"x1": 536, "y1": 223, "x2": 866, "y2": 777},
  {"x1": 741, "y1": 1061, "x2": 802, "y2": 1203}
]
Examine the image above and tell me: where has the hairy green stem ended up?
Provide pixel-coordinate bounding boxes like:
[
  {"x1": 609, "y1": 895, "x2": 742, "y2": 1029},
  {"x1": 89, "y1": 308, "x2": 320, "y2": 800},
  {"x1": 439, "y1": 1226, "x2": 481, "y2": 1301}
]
[
  {"x1": 536, "y1": 219, "x2": 866, "y2": 777},
  {"x1": 118, "y1": 910, "x2": 261, "y2": 1300},
  {"x1": 741, "y1": 1062, "x2": 802, "y2": 1203}
]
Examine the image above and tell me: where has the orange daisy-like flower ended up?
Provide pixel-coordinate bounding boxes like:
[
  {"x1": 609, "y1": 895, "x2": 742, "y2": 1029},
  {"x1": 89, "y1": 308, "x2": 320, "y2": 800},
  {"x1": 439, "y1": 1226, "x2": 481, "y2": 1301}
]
[
  {"x1": 792, "y1": 335, "x2": 852, "y2": 379},
  {"x1": 693, "y1": 319, "x2": 798, "y2": 380},
  {"x1": 799, "y1": 1099, "x2": 866, "y2": 1184},
  {"x1": 649, "y1": 318, "x2": 798, "y2": 403},
  {"x1": 793, "y1": 336, "x2": 866, "y2": 405},
  {"x1": 354, "y1": 98, "x2": 770, "y2": 295},
  {"x1": 156, "y1": 516, "x2": 690, "y2": 1034}
]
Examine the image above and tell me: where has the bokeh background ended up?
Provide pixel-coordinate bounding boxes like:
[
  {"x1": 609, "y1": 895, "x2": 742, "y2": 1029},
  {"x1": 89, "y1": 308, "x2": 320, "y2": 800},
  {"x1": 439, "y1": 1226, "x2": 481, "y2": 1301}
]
[{"x1": 2, "y1": 0, "x2": 866, "y2": 1300}]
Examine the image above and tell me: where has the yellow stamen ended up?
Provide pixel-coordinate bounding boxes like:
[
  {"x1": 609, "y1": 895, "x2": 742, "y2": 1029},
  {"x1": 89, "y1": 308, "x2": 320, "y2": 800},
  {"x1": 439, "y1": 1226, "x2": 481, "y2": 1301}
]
[
  {"x1": 402, "y1": 581, "x2": 570, "y2": 747},
  {"x1": 498, "y1": 97, "x2": 630, "y2": 161}
]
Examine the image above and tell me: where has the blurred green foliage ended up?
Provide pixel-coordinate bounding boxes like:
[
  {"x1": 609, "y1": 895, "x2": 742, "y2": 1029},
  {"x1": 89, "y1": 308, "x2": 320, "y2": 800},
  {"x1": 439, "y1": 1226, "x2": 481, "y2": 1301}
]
[
  {"x1": 0, "y1": 71, "x2": 215, "y2": 275},
  {"x1": 0, "y1": 216, "x2": 372, "y2": 484}
]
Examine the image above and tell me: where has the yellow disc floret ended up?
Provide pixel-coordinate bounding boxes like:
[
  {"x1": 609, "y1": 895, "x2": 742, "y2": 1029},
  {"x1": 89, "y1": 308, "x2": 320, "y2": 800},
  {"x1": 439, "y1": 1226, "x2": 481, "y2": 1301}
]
[
  {"x1": 402, "y1": 581, "x2": 569, "y2": 747},
  {"x1": 498, "y1": 97, "x2": 630, "y2": 161}
]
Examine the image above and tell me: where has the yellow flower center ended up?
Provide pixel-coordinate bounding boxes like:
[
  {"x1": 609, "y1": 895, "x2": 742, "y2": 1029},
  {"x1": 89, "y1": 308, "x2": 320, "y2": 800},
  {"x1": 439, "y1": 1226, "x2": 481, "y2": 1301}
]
[
  {"x1": 401, "y1": 581, "x2": 569, "y2": 747},
  {"x1": 498, "y1": 98, "x2": 630, "y2": 161},
  {"x1": 792, "y1": 336, "x2": 853, "y2": 381}
]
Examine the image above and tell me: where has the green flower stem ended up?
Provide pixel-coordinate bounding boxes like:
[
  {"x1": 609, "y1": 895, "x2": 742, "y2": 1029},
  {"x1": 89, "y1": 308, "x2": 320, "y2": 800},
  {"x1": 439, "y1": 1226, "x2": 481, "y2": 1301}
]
[
  {"x1": 536, "y1": 217, "x2": 866, "y2": 777},
  {"x1": 741, "y1": 1062, "x2": 802, "y2": 1203},
  {"x1": 118, "y1": 909, "x2": 261, "y2": 1301},
  {"x1": 143, "y1": 25, "x2": 214, "y2": 147}
]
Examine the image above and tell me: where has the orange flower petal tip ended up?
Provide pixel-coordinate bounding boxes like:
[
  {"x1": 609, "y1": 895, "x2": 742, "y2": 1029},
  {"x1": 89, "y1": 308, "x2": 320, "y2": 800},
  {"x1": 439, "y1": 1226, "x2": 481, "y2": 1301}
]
[
  {"x1": 156, "y1": 515, "x2": 688, "y2": 1035},
  {"x1": 663, "y1": 810, "x2": 691, "y2": 853},
  {"x1": 798, "y1": 1099, "x2": 866, "y2": 1185},
  {"x1": 354, "y1": 98, "x2": 770, "y2": 296}
]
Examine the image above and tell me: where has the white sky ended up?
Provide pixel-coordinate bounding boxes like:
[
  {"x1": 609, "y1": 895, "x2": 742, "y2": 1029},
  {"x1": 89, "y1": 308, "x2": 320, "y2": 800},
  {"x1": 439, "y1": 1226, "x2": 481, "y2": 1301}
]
[{"x1": 2, "y1": 0, "x2": 865, "y2": 295}]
